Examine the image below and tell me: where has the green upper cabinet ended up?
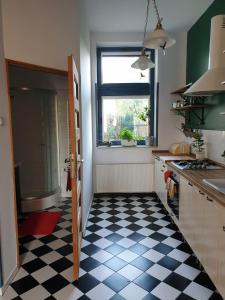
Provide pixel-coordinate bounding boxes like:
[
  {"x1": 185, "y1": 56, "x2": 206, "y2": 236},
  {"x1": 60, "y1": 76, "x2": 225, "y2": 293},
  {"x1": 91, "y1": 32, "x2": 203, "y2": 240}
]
[{"x1": 186, "y1": 0, "x2": 225, "y2": 130}]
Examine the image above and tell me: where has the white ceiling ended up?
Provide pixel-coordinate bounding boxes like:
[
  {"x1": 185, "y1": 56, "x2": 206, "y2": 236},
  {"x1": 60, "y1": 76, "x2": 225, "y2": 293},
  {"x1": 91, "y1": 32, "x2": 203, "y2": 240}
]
[{"x1": 81, "y1": 0, "x2": 214, "y2": 33}]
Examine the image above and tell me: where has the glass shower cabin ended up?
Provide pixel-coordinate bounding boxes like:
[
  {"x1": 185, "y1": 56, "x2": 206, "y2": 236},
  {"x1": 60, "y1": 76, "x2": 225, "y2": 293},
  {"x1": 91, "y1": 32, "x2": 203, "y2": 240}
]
[{"x1": 11, "y1": 89, "x2": 60, "y2": 213}]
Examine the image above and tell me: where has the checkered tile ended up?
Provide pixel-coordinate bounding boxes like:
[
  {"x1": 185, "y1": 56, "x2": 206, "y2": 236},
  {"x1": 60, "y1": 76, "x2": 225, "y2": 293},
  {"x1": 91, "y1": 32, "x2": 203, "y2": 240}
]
[{"x1": 1, "y1": 195, "x2": 222, "y2": 300}]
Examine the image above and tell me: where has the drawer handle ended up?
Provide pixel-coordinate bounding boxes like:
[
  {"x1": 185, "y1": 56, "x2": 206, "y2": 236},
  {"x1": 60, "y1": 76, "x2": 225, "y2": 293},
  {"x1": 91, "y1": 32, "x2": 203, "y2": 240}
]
[
  {"x1": 162, "y1": 165, "x2": 166, "y2": 168},
  {"x1": 199, "y1": 191, "x2": 205, "y2": 196},
  {"x1": 188, "y1": 182, "x2": 193, "y2": 186},
  {"x1": 206, "y1": 196, "x2": 213, "y2": 202}
]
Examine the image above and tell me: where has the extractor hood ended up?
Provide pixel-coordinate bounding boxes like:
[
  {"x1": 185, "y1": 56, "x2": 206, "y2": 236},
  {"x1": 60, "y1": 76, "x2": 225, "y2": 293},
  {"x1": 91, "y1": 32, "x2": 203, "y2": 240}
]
[{"x1": 185, "y1": 15, "x2": 225, "y2": 96}]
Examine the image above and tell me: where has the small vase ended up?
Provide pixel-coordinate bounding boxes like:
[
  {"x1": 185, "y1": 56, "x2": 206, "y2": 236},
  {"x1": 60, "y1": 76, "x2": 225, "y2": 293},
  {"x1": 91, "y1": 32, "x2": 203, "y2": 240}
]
[{"x1": 195, "y1": 151, "x2": 205, "y2": 160}]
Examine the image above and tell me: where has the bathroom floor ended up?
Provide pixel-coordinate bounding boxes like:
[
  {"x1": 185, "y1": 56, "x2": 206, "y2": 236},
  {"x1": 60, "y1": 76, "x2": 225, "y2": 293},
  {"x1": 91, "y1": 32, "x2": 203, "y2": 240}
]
[{"x1": 1, "y1": 194, "x2": 222, "y2": 300}]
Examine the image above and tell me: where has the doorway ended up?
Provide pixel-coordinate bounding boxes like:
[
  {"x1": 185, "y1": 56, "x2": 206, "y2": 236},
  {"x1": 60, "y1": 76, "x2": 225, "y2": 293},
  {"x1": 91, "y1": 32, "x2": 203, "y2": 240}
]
[{"x1": 7, "y1": 61, "x2": 75, "y2": 273}]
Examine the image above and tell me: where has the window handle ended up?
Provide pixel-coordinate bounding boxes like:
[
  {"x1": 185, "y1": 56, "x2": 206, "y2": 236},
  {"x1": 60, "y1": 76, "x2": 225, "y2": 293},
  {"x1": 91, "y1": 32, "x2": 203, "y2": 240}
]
[{"x1": 199, "y1": 190, "x2": 205, "y2": 196}]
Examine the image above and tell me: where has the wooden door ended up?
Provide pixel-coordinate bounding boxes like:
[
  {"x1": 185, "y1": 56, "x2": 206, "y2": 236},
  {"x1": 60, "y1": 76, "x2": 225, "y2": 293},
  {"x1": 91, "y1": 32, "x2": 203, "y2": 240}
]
[{"x1": 68, "y1": 55, "x2": 82, "y2": 280}]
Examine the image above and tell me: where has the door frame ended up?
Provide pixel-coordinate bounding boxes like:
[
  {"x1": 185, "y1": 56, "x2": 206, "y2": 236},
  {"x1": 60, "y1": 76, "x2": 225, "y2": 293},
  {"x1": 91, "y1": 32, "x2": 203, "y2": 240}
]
[{"x1": 5, "y1": 59, "x2": 68, "y2": 269}]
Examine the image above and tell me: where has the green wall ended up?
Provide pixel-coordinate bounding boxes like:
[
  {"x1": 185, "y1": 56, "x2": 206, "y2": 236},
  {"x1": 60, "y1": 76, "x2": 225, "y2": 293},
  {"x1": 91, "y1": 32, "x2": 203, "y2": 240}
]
[{"x1": 186, "y1": 0, "x2": 225, "y2": 130}]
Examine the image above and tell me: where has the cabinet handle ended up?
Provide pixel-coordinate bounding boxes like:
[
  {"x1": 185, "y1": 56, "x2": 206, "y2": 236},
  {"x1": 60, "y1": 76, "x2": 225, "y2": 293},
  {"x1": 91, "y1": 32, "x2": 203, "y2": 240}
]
[
  {"x1": 206, "y1": 196, "x2": 213, "y2": 202},
  {"x1": 161, "y1": 170, "x2": 164, "y2": 173},
  {"x1": 223, "y1": 226, "x2": 225, "y2": 232},
  {"x1": 162, "y1": 164, "x2": 166, "y2": 168},
  {"x1": 199, "y1": 190, "x2": 205, "y2": 196},
  {"x1": 188, "y1": 182, "x2": 193, "y2": 186}
]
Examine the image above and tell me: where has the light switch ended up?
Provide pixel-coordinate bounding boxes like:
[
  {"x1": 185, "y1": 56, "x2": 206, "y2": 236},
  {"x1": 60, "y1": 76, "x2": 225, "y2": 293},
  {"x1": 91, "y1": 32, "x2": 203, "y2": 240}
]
[{"x1": 0, "y1": 117, "x2": 4, "y2": 126}]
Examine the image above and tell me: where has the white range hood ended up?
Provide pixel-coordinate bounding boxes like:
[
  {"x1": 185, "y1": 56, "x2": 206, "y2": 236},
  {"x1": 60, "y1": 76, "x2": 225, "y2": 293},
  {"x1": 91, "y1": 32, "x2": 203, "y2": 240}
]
[{"x1": 185, "y1": 15, "x2": 225, "y2": 96}]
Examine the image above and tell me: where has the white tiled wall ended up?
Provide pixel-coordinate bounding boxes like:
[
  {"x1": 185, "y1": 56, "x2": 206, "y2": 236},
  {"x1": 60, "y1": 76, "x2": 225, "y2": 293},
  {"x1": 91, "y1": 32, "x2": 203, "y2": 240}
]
[{"x1": 185, "y1": 130, "x2": 225, "y2": 164}]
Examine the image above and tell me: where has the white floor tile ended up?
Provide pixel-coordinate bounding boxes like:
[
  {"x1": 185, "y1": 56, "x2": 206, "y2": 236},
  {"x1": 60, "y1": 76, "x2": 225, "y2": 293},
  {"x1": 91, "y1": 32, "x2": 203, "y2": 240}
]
[
  {"x1": 137, "y1": 228, "x2": 154, "y2": 236},
  {"x1": 117, "y1": 238, "x2": 136, "y2": 248},
  {"x1": 157, "y1": 227, "x2": 175, "y2": 237},
  {"x1": 94, "y1": 238, "x2": 113, "y2": 249},
  {"x1": 23, "y1": 240, "x2": 44, "y2": 250},
  {"x1": 32, "y1": 265, "x2": 57, "y2": 283},
  {"x1": 47, "y1": 239, "x2": 67, "y2": 250},
  {"x1": 116, "y1": 228, "x2": 133, "y2": 237},
  {"x1": 54, "y1": 284, "x2": 83, "y2": 300},
  {"x1": 163, "y1": 237, "x2": 182, "y2": 248},
  {"x1": 95, "y1": 229, "x2": 112, "y2": 238},
  {"x1": 142, "y1": 249, "x2": 164, "y2": 263},
  {"x1": 175, "y1": 263, "x2": 201, "y2": 281},
  {"x1": 89, "y1": 265, "x2": 114, "y2": 282},
  {"x1": 168, "y1": 249, "x2": 190, "y2": 262},
  {"x1": 119, "y1": 283, "x2": 148, "y2": 300},
  {"x1": 146, "y1": 264, "x2": 172, "y2": 281},
  {"x1": 40, "y1": 251, "x2": 62, "y2": 264},
  {"x1": 151, "y1": 282, "x2": 181, "y2": 300},
  {"x1": 118, "y1": 264, "x2": 142, "y2": 281},
  {"x1": 96, "y1": 220, "x2": 112, "y2": 228},
  {"x1": 117, "y1": 250, "x2": 138, "y2": 263},
  {"x1": 116, "y1": 220, "x2": 131, "y2": 227},
  {"x1": 183, "y1": 282, "x2": 213, "y2": 300},
  {"x1": 92, "y1": 250, "x2": 113, "y2": 263},
  {"x1": 86, "y1": 283, "x2": 115, "y2": 300},
  {"x1": 139, "y1": 237, "x2": 159, "y2": 248},
  {"x1": 21, "y1": 285, "x2": 50, "y2": 300}
]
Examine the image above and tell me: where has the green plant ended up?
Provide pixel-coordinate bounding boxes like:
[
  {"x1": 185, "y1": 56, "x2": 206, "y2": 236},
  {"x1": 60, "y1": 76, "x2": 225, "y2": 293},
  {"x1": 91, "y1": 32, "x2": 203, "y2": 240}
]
[
  {"x1": 192, "y1": 130, "x2": 205, "y2": 152},
  {"x1": 119, "y1": 128, "x2": 134, "y2": 141},
  {"x1": 138, "y1": 106, "x2": 151, "y2": 122}
]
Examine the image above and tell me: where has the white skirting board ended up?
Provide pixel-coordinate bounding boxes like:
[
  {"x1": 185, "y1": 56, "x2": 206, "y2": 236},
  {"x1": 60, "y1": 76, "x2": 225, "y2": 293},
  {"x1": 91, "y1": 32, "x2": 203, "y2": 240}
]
[{"x1": 96, "y1": 163, "x2": 154, "y2": 193}]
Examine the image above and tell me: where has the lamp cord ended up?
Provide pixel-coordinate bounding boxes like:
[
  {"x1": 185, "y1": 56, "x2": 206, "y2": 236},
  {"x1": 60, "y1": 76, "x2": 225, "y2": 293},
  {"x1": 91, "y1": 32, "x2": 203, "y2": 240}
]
[
  {"x1": 143, "y1": 0, "x2": 151, "y2": 46},
  {"x1": 152, "y1": 0, "x2": 161, "y2": 24}
]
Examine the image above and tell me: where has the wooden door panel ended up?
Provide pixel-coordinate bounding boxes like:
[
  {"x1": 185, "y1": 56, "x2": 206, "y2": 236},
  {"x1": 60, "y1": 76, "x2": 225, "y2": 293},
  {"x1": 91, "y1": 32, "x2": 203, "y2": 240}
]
[{"x1": 68, "y1": 55, "x2": 82, "y2": 280}]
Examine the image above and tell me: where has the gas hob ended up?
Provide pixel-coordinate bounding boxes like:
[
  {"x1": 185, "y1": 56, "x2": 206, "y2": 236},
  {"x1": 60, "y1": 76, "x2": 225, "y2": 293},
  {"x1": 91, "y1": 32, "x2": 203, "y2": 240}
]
[{"x1": 171, "y1": 160, "x2": 224, "y2": 170}]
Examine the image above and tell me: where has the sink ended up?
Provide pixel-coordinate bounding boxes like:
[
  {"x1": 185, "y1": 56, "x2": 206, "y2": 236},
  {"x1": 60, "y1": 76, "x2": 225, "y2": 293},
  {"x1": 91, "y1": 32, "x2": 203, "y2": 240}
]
[{"x1": 203, "y1": 178, "x2": 225, "y2": 194}]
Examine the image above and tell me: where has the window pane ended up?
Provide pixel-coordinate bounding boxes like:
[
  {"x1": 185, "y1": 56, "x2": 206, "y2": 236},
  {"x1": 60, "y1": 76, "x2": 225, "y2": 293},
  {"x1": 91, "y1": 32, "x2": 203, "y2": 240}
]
[
  {"x1": 102, "y1": 96, "x2": 150, "y2": 142},
  {"x1": 102, "y1": 56, "x2": 149, "y2": 84}
]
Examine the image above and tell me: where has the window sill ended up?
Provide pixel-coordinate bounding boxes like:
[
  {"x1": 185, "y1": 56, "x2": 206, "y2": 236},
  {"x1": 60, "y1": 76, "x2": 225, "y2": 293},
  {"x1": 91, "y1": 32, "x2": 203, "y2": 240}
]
[{"x1": 97, "y1": 145, "x2": 156, "y2": 149}]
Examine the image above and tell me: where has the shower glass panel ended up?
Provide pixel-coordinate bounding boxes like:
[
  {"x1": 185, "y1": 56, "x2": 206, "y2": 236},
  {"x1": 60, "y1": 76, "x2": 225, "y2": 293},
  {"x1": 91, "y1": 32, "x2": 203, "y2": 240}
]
[{"x1": 11, "y1": 89, "x2": 59, "y2": 198}]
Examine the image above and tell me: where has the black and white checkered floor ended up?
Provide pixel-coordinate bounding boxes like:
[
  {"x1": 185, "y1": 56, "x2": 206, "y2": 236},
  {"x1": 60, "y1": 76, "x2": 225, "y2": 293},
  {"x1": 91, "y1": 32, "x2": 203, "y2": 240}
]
[{"x1": 1, "y1": 194, "x2": 223, "y2": 300}]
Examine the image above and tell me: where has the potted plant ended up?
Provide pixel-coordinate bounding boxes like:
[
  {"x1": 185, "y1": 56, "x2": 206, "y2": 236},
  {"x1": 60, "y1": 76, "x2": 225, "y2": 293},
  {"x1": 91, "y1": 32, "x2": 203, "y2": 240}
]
[
  {"x1": 137, "y1": 106, "x2": 153, "y2": 146},
  {"x1": 192, "y1": 130, "x2": 205, "y2": 160},
  {"x1": 119, "y1": 128, "x2": 137, "y2": 146}
]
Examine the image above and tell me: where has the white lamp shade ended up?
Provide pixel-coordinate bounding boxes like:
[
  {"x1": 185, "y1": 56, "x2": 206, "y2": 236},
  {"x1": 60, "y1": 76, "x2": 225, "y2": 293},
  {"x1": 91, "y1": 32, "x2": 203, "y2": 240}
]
[
  {"x1": 131, "y1": 54, "x2": 155, "y2": 70},
  {"x1": 144, "y1": 28, "x2": 176, "y2": 49}
]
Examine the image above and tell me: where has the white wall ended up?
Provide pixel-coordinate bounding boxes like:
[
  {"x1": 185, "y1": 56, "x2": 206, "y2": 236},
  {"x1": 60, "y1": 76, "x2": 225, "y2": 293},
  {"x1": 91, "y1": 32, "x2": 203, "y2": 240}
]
[
  {"x1": 0, "y1": 1, "x2": 18, "y2": 291},
  {"x1": 91, "y1": 32, "x2": 186, "y2": 192},
  {"x1": 80, "y1": 2, "x2": 93, "y2": 230},
  {"x1": 1, "y1": 0, "x2": 80, "y2": 70}
]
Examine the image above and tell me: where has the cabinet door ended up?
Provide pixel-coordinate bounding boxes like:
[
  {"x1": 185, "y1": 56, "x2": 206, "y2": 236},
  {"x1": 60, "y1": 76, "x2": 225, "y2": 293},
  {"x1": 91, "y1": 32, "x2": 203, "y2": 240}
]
[
  {"x1": 180, "y1": 177, "x2": 193, "y2": 242},
  {"x1": 216, "y1": 203, "x2": 225, "y2": 297},
  {"x1": 159, "y1": 161, "x2": 167, "y2": 204},
  {"x1": 154, "y1": 157, "x2": 160, "y2": 195}
]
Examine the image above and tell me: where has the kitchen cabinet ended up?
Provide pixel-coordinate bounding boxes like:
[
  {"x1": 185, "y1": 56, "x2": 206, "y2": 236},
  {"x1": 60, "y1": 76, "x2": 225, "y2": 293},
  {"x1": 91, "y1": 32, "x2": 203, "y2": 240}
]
[
  {"x1": 154, "y1": 157, "x2": 167, "y2": 204},
  {"x1": 179, "y1": 176, "x2": 225, "y2": 298}
]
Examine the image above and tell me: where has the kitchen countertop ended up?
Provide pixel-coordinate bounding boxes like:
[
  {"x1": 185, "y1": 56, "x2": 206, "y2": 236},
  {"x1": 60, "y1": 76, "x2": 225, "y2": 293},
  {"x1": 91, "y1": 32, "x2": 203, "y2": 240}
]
[
  {"x1": 167, "y1": 162, "x2": 225, "y2": 207},
  {"x1": 152, "y1": 150, "x2": 194, "y2": 162}
]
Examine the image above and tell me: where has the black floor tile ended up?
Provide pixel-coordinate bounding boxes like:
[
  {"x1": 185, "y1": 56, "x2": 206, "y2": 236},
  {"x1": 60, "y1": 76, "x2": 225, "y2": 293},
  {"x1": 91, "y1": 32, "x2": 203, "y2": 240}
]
[
  {"x1": 22, "y1": 258, "x2": 46, "y2": 273},
  {"x1": 84, "y1": 233, "x2": 102, "y2": 243},
  {"x1": 106, "y1": 224, "x2": 123, "y2": 232},
  {"x1": 164, "y1": 272, "x2": 191, "y2": 291},
  {"x1": 128, "y1": 243, "x2": 149, "y2": 255},
  {"x1": 150, "y1": 232, "x2": 167, "y2": 242},
  {"x1": 158, "y1": 256, "x2": 181, "y2": 271},
  {"x1": 127, "y1": 232, "x2": 145, "y2": 242},
  {"x1": 134, "y1": 273, "x2": 160, "y2": 292},
  {"x1": 110, "y1": 294, "x2": 126, "y2": 300},
  {"x1": 126, "y1": 224, "x2": 142, "y2": 231},
  {"x1": 142, "y1": 294, "x2": 160, "y2": 300},
  {"x1": 11, "y1": 275, "x2": 39, "y2": 295},
  {"x1": 74, "y1": 273, "x2": 100, "y2": 293},
  {"x1": 32, "y1": 245, "x2": 52, "y2": 257},
  {"x1": 194, "y1": 272, "x2": 217, "y2": 290},
  {"x1": 153, "y1": 243, "x2": 173, "y2": 255},
  {"x1": 82, "y1": 244, "x2": 101, "y2": 255},
  {"x1": 56, "y1": 244, "x2": 73, "y2": 256},
  {"x1": 80, "y1": 257, "x2": 101, "y2": 272},
  {"x1": 42, "y1": 274, "x2": 69, "y2": 294},
  {"x1": 106, "y1": 233, "x2": 124, "y2": 242},
  {"x1": 50, "y1": 257, "x2": 73, "y2": 273},
  {"x1": 104, "y1": 273, "x2": 130, "y2": 292},
  {"x1": 131, "y1": 256, "x2": 154, "y2": 271},
  {"x1": 86, "y1": 224, "x2": 102, "y2": 232},
  {"x1": 105, "y1": 244, "x2": 126, "y2": 255}
]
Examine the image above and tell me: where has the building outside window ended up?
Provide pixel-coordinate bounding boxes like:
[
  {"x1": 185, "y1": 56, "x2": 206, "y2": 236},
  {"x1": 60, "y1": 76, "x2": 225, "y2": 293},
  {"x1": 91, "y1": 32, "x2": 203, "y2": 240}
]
[{"x1": 96, "y1": 47, "x2": 156, "y2": 146}]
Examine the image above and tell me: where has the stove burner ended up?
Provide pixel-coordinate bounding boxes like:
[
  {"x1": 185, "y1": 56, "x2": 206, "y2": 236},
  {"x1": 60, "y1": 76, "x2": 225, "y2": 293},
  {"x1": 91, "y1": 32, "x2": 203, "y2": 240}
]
[{"x1": 171, "y1": 160, "x2": 224, "y2": 170}]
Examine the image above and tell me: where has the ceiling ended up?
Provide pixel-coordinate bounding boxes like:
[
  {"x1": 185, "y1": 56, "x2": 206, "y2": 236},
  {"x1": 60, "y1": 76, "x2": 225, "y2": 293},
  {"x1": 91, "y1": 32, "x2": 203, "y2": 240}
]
[{"x1": 81, "y1": 0, "x2": 214, "y2": 33}]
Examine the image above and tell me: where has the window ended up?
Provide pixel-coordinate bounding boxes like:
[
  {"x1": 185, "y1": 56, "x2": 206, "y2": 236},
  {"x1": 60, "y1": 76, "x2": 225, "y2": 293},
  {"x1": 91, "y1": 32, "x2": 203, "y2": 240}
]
[{"x1": 96, "y1": 47, "x2": 156, "y2": 146}]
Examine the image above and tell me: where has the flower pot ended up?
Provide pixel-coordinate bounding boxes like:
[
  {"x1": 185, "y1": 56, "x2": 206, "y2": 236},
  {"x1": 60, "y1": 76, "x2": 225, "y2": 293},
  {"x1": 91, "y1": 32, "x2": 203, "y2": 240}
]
[
  {"x1": 195, "y1": 151, "x2": 205, "y2": 160},
  {"x1": 121, "y1": 139, "x2": 137, "y2": 147}
]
